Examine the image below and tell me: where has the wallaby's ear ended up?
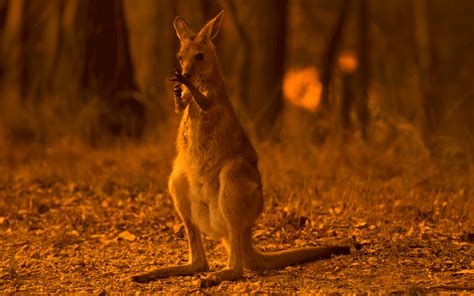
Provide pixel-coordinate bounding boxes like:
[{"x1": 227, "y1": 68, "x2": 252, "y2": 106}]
[
  {"x1": 198, "y1": 11, "x2": 224, "y2": 40},
  {"x1": 174, "y1": 16, "x2": 193, "y2": 41}
]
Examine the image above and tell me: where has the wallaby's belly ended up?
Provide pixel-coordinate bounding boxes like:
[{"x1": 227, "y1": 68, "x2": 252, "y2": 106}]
[
  {"x1": 174, "y1": 143, "x2": 226, "y2": 238},
  {"x1": 188, "y1": 173, "x2": 227, "y2": 240},
  {"x1": 190, "y1": 197, "x2": 226, "y2": 240}
]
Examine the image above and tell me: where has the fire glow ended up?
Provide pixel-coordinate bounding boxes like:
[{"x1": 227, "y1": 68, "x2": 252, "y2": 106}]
[{"x1": 283, "y1": 67, "x2": 321, "y2": 111}]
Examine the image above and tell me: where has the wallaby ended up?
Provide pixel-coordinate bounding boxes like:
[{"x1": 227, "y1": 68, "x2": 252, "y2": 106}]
[{"x1": 132, "y1": 11, "x2": 357, "y2": 287}]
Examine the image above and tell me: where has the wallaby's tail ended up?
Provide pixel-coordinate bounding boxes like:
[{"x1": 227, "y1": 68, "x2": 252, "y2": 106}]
[{"x1": 242, "y1": 228, "x2": 358, "y2": 271}]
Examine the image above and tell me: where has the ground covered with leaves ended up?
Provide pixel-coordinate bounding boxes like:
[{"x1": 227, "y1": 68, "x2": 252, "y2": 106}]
[{"x1": 0, "y1": 140, "x2": 473, "y2": 294}]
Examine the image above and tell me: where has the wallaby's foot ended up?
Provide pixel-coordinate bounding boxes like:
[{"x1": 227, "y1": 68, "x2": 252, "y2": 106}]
[
  {"x1": 132, "y1": 262, "x2": 209, "y2": 283},
  {"x1": 132, "y1": 271, "x2": 165, "y2": 283},
  {"x1": 132, "y1": 272, "x2": 156, "y2": 283},
  {"x1": 199, "y1": 268, "x2": 244, "y2": 288}
]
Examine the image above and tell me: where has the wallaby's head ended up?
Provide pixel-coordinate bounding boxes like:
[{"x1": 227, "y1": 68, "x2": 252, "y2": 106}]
[{"x1": 173, "y1": 11, "x2": 224, "y2": 81}]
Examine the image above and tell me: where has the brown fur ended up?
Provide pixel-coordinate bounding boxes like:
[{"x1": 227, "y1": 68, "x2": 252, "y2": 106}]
[{"x1": 132, "y1": 11, "x2": 354, "y2": 287}]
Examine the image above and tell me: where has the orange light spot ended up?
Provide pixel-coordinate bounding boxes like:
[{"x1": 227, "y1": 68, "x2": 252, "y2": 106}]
[
  {"x1": 283, "y1": 67, "x2": 321, "y2": 111},
  {"x1": 338, "y1": 51, "x2": 358, "y2": 73}
]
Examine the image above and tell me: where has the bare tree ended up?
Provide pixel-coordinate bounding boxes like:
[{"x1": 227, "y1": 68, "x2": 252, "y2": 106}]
[
  {"x1": 218, "y1": 0, "x2": 251, "y2": 111},
  {"x1": 226, "y1": 0, "x2": 288, "y2": 139},
  {"x1": 78, "y1": 0, "x2": 144, "y2": 141},
  {"x1": 319, "y1": 0, "x2": 351, "y2": 113},
  {"x1": 337, "y1": 0, "x2": 371, "y2": 141},
  {"x1": 413, "y1": 0, "x2": 436, "y2": 149},
  {"x1": 20, "y1": 0, "x2": 61, "y2": 102},
  {"x1": 356, "y1": 0, "x2": 370, "y2": 140},
  {"x1": 339, "y1": 65, "x2": 356, "y2": 133},
  {"x1": 124, "y1": 0, "x2": 177, "y2": 123},
  {"x1": 0, "y1": 0, "x2": 6, "y2": 32},
  {"x1": 0, "y1": 0, "x2": 8, "y2": 85}
]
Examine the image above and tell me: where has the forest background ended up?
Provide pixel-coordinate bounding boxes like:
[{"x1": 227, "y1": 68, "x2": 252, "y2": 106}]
[{"x1": 0, "y1": 0, "x2": 473, "y2": 293}]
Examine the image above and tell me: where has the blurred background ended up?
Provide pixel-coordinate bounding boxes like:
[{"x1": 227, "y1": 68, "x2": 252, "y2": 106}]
[
  {"x1": 2, "y1": 2, "x2": 473, "y2": 291},
  {"x1": 0, "y1": 0, "x2": 473, "y2": 168}
]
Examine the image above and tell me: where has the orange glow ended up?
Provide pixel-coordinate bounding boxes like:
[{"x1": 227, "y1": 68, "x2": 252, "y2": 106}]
[
  {"x1": 283, "y1": 67, "x2": 321, "y2": 111},
  {"x1": 338, "y1": 51, "x2": 358, "y2": 73}
]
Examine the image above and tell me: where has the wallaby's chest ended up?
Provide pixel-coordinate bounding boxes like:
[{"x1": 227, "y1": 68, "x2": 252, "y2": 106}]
[
  {"x1": 176, "y1": 107, "x2": 223, "y2": 180},
  {"x1": 178, "y1": 104, "x2": 220, "y2": 150}
]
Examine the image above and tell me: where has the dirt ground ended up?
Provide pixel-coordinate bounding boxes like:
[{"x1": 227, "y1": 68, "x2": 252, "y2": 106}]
[{"x1": 0, "y1": 141, "x2": 473, "y2": 294}]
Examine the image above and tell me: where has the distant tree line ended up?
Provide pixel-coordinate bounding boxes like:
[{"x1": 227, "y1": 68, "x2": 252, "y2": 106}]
[{"x1": 0, "y1": 0, "x2": 472, "y2": 157}]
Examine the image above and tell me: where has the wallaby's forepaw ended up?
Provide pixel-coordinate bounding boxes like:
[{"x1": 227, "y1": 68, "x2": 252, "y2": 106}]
[
  {"x1": 169, "y1": 67, "x2": 191, "y2": 87},
  {"x1": 173, "y1": 83, "x2": 186, "y2": 113},
  {"x1": 169, "y1": 67, "x2": 189, "y2": 112},
  {"x1": 173, "y1": 83, "x2": 182, "y2": 98}
]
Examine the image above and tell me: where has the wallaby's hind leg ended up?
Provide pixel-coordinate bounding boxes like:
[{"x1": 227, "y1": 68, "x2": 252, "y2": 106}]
[
  {"x1": 200, "y1": 226, "x2": 245, "y2": 287},
  {"x1": 200, "y1": 159, "x2": 262, "y2": 287},
  {"x1": 132, "y1": 170, "x2": 209, "y2": 283}
]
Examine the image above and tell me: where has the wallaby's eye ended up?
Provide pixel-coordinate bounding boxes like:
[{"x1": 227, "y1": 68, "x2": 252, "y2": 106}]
[{"x1": 195, "y1": 53, "x2": 204, "y2": 61}]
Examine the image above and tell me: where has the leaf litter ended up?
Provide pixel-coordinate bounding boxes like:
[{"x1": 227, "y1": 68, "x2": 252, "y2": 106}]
[{"x1": 0, "y1": 144, "x2": 473, "y2": 294}]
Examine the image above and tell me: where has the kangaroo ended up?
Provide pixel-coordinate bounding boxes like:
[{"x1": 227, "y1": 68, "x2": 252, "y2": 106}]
[{"x1": 132, "y1": 11, "x2": 357, "y2": 287}]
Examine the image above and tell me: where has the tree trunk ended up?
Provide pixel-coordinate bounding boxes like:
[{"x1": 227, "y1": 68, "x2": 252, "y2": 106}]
[
  {"x1": 233, "y1": 0, "x2": 288, "y2": 139},
  {"x1": 319, "y1": 0, "x2": 351, "y2": 113},
  {"x1": 124, "y1": 0, "x2": 177, "y2": 123},
  {"x1": 20, "y1": 0, "x2": 61, "y2": 102},
  {"x1": 0, "y1": 0, "x2": 7, "y2": 30},
  {"x1": 79, "y1": 0, "x2": 144, "y2": 141},
  {"x1": 413, "y1": 0, "x2": 436, "y2": 150},
  {"x1": 357, "y1": 0, "x2": 370, "y2": 140},
  {"x1": 80, "y1": 0, "x2": 137, "y2": 99},
  {"x1": 0, "y1": 0, "x2": 8, "y2": 85},
  {"x1": 340, "y1": 71, "x2": 355, "y2": 132},
  {"x1": 218, "y1": 0, "x2": 251, "y2": 117}
]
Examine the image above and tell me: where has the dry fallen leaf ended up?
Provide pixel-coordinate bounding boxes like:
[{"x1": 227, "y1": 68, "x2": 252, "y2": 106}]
[
  {"x1": 355, "y1": 221, "x2": 367, "y2": 228},
  {"x1": 406, "y1": 226, "x2": 414, "y2": 237},
  {"x1": 118, "y1": 231, "x2": 136, "y2": 241},
  {"x1": 67, "y1": 230, "x2": 80, "y2": 237},
  {"x1": 173, "y1": 224, "x2": 184, "y2": 235},
  {"x1": 452, "y1": 270, "x2": 474, "y2": 275},
  {"x1": 367, "y1": 257, "x2": 378, "y2": 264}
]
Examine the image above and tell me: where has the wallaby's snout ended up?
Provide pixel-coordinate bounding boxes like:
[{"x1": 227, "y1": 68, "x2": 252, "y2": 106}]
[{"x1": 183, "y1": 70, "x2": 192, "y2": 78}]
